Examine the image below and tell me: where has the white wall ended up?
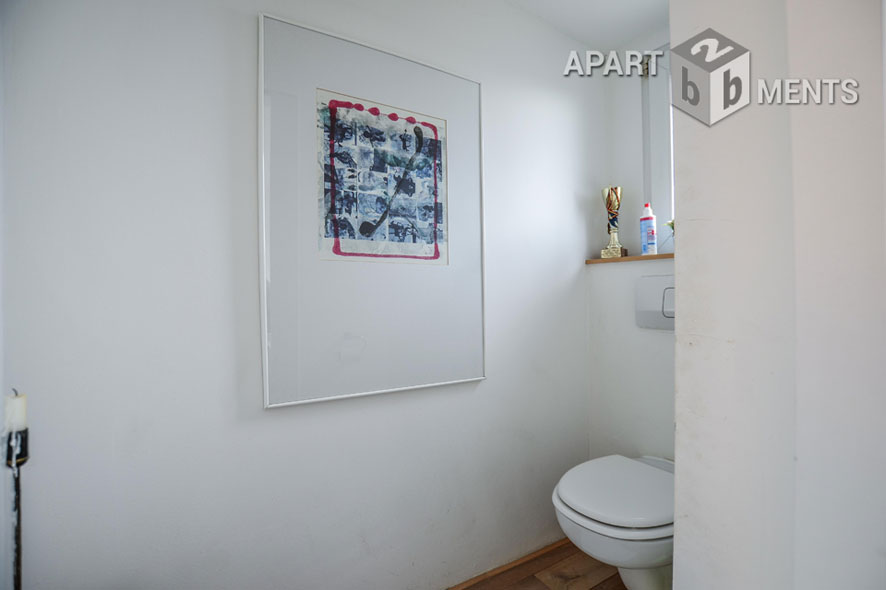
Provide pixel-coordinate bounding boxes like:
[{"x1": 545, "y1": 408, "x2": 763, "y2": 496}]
[
  {"x1": 671, "y1": 1, "x2": 797, "y2": 588},
  {"x1": 587, "y1": 25, "x2": 675, "y2": 464},
  {"x1": 787, "y1": 1, "x2": 886, "y2": 587},
  {"x1": 0, "y1": 9, "x2": 7, "y2": 586},
  {"x1": 587, "y1": 259, "x2": 674, "y2": 461},
  {"x1": 0, "y1": 1, "x2": 606, "y2": 588},
  {"x1": 671, "y1": 0, "x2": 886, "y2": 588}
]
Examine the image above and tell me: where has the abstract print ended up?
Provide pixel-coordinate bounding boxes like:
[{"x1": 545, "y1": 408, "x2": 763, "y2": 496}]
[{"x1": 317, "y1": 89, "x2": 447, "y2": 263}]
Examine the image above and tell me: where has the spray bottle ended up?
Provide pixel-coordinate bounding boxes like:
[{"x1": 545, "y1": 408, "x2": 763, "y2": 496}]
[{"x1": 641, "y1": 203, "x2": 657, "y2": 255}]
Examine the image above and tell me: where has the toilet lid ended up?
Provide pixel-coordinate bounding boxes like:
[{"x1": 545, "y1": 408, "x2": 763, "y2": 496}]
[{"x1": 557, "y1": 455, "x2": 674, "y2": 528}]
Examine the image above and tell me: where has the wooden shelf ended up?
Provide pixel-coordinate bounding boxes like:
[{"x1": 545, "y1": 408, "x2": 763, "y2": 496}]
[{"x1": 585, "y1": 253, "x2": 674, "y2": 265}]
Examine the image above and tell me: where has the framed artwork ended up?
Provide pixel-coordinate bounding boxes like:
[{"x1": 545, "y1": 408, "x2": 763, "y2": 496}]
[{"x1": 259, "y1": 14, "x2": 485, "y2": 407}]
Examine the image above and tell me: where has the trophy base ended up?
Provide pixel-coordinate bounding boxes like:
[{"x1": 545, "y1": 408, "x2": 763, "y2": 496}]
[{"x1": 601, "y1": 246, "x2": 628, "y2": 258}]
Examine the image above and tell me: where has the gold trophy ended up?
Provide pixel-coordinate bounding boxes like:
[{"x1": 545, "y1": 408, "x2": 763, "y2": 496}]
[{"x1": 601, "y1": 186, "x2": 628, "y2": 258}]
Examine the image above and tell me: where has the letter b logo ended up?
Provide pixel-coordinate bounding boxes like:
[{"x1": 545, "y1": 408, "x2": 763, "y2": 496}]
[
  {"x1": 682, "y1": 67, "x2": 699, "y2": 105},
  {"x1": 671, "y1": 28, "x2": 750, "y2": 125}
]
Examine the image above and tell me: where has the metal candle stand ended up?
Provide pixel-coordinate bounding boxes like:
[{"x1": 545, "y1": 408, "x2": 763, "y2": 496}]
[{"x1": 6, "y1": 423, "x2": 28, "y2": 590}]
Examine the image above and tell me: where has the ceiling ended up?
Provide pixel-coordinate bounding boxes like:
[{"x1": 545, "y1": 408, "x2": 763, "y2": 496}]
[{"x1": 507, "y1": 0, "x2": 669, "y2": 50}]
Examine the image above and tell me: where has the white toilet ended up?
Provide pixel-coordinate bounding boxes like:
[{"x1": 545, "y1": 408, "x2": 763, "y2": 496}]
[{"x1": 552, "y1": 455, "x2": 674, "y2": 590}]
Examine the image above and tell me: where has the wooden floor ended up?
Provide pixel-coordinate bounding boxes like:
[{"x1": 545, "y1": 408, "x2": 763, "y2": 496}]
[{"x1": 449, "y1": 539, "x2": 627, "y2": 590}]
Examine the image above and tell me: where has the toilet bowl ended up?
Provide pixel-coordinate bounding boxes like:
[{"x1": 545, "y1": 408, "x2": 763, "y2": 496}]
[{"x1": 552, "y1": 455, "x2": 674, "y2": 590}]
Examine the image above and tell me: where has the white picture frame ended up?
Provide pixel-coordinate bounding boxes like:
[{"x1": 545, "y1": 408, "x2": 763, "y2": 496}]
[{"x1": 259, "y1": 14, "x2": 486, "y2": 408}]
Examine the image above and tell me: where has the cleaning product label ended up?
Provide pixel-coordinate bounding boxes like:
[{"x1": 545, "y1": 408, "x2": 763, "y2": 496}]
[{"x1": 641, "y1": 217, "x2": 657, "y2": 255}]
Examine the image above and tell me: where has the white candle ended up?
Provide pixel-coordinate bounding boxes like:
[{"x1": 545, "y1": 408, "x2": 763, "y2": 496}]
[{"x1": 4, "y1": 394, "x2": 27, "y2": 432}]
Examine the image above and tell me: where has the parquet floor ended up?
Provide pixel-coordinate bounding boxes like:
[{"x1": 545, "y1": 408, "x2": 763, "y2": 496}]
[{"x1": 449, "y1": 539, "x2": 627, "y2": 590}]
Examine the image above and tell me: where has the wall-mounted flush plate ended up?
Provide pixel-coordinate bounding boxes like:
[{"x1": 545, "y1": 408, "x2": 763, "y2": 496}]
[
  {"x1": 635, "y1": 274, "x2": 675, "y2": 330},
  {"x1": 662, "y1": 287, "x2": 675, "y2": 318}
]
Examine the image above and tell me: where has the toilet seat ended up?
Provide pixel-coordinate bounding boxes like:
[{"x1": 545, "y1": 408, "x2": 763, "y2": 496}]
[
  {"x1": 553, "y1": 487, "x2": 674, "y2": 540},
  {"x1": 554, "y1": 455, "x2": 674, "y2": 541}
]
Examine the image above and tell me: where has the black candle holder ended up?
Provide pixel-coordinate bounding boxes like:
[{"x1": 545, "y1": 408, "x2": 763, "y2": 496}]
[{"x1": 6, "y1": 426, "x2": 28, "y2": 590}]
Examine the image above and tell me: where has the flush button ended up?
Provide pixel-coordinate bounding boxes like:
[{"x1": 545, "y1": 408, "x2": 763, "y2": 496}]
[
  {"x1": 635, "y1": 275, "x2": 674, "y2": 330},
  {"x1": 662, "y1": 287, "x2": 675, "y2": 318}
]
